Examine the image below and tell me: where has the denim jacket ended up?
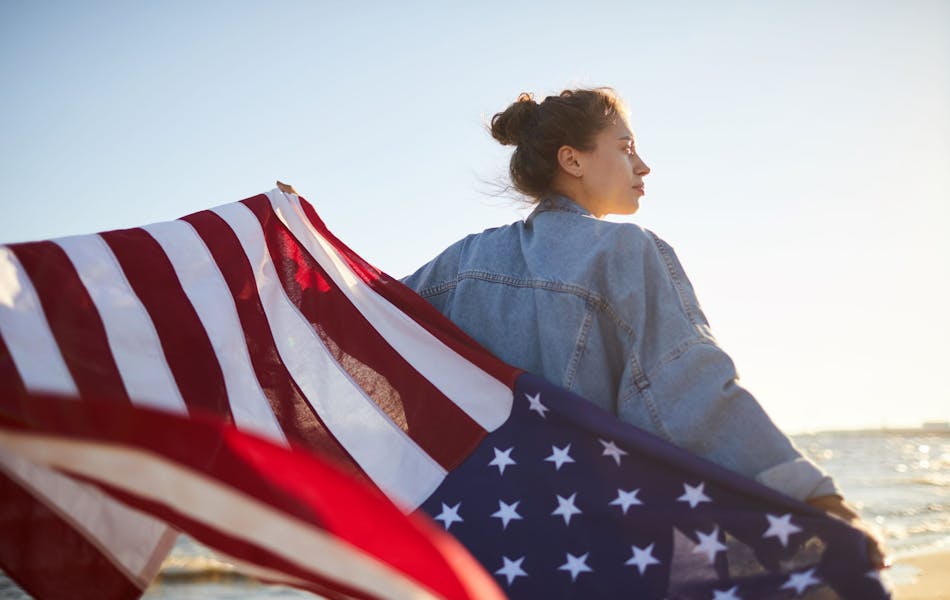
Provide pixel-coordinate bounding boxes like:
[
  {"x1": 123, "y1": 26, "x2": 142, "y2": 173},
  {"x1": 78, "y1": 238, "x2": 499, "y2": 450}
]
[{"x1": 400, "y1": 193, "x2": 839, "y2": 501}]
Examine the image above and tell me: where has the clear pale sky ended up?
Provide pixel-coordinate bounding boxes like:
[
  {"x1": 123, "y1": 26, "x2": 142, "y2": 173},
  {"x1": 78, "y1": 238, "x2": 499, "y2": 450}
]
[{"x1": 1, "y1": 1, "x2": 947, "y2": 433}]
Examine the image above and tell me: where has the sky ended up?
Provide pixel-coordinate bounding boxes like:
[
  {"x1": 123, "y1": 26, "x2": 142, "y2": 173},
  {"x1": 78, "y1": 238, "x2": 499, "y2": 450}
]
[{"x1": 1, "y1": 1, "x2": 947, "y2": 433}]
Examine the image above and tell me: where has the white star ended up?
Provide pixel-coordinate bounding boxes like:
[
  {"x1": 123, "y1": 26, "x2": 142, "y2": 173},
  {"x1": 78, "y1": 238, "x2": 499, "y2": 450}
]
[
  {"x1": 552, "y1": 492, "x2": 582, "y2": 525},
  {"x1": 677, "y1": 481, "x2": 712, "y2": 508},
  {"x1": 545, "y1": 444, "x2": 575, "y2": 470},
  {"x1": 433, "y1": 502, "x2": 463, "y2": 530},
  {"x1": 558, "y1": 552, "x2": 592, "y2": 582},
  {"x1": 712, "y1": 585, "x2": 741, "y2": 600},
  {"x1": 780, "y1": 568, "x2": 821, "y2": 595},
  {"x1": 489, "y1": 447, "x2": 516, "y2": 475},
  {"x1": 762, "y1": 513, "x2": 802, "y2": 547},
  {"x1": 692, "y1": 525, "x2": 727, "y2": 564},
  {"x1": 609, "y1": 488, "x2": 643, "y2": 514},
  {"x1": 599, "y1": 438, "x2": 627, "y2": 465},
  {"x1": 525, "y1": 392, "x2": 548, "y2": 418},
  {"x1": 491, "y1": 500, "x2": 523, "y2": 530},
  {"x1": 495, "y1": 556, "x2": 527, "y2": 586},
  {"x1": 624, "y1": 542, "x2": 660, "y2": 575}
]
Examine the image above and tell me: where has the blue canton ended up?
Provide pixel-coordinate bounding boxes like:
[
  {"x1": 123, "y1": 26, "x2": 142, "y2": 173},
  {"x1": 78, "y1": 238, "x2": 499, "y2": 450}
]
[{"x1": 417, "y1": 373, "x2": 890, "y2": 599}]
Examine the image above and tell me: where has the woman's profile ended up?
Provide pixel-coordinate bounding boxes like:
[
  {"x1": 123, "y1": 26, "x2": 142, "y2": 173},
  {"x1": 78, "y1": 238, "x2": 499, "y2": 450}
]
[{"x1": 400, "y1": 87, "x2": 887, "y2": 569}]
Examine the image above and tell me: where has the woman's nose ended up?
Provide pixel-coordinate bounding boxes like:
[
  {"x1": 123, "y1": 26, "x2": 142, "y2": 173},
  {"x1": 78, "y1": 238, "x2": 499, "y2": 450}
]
[{"x1": 635, "y1": 156, "x2": 651, "y2": 176}]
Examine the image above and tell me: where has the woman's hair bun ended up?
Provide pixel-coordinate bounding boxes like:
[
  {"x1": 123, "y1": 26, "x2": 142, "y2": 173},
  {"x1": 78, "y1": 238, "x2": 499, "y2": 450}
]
[{"x1": 490, "y1": 92, "x2": 539, "y2": 147}]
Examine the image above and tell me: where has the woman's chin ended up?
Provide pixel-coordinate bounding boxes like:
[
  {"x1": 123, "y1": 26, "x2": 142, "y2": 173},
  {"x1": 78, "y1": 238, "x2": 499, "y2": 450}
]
[
  {"x1": 618, "y1": 195, "x2": 640, "y2": 215},
  {"x1": 607, "y1": 203, "x2": 639, "y2": 217},
  {"x1": 593, "y1": 194, "x2": 640, "y2": 217}
]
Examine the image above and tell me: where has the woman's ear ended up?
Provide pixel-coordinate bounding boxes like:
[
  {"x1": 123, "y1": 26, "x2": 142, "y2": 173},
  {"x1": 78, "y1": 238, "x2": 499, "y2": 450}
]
[{"x1": 556, "y1": 145, "x2": 583, "y2": 178}]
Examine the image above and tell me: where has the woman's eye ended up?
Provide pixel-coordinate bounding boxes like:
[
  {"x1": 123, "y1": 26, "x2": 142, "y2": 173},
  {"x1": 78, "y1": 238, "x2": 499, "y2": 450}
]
[{"x1": 625, "y1": 144, "x2": 635, "y2": 155}]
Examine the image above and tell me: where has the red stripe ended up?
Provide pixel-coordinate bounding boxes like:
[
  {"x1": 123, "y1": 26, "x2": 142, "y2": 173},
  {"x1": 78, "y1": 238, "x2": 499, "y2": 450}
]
[
  {"x1": 0, "y1": 333, "x2": 27, "y2": 418},
  {"x1": 296, "y1": 196, "x2": 521, "y2": 388},
  {"x1": 180, "y1": 209, "x2": 365, "y2": 480},
  {"x1": 1, "y1": 393, "x2": 503, "y2": 600},
  {"x1": 99, "y1": 228, "x2": 233, "y2": 421},
  {"x1": 0, "y1": 469, "x2": 142, "y2": 600},
  {"x1": 242, "y1": 195, "x2": 487, "y2": 470},
  {"x1": 7, "y1": 241, "x2": 131, "y2": 404}
]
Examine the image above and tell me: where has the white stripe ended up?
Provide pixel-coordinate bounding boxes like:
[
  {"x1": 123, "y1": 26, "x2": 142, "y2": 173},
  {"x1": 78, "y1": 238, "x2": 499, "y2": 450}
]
[
  {"x1": 210, "y1": 203, "x2": 445, "y2": 509},
  {"x1": 203, "y1": 552, "x2": 348, "y2": 597},
  {"x1": 0, "y1": 433, "x2": 444, "y2": 600},
  {"x1": 142, "y1": 220, "x2": 288, "y2": 446},
  {"x1": 0, "y1": 448, "x2": 177, "y2": 589},
  {"x1": 54, "y1": 234, "x2": 187, "y2": 414},
  {"x1": 0, "y1": 246, "x2": 78, "y2": 395},
  {"x1": 267, "y1": 190, "x2": 513, "y2": 431}
]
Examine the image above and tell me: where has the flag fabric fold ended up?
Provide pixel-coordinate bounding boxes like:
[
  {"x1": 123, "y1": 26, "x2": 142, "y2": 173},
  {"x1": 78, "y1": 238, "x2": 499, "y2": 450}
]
[{"x1": 0, "y1": 188, "x2": 890, "y2": 599}]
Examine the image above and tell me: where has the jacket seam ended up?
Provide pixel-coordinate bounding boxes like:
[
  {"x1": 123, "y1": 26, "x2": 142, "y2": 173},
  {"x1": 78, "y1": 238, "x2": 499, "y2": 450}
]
[
  {"x1": 415, "y1": 279, "x2": 458, "y2": 298},
  {"x1": 646, "y1": 230, "x2": 701, "y2": 326},
  {"x1": 564, "y1": 304, "x2": 593, "y2": 390},
  {"x1": 646, "y1": 336, "x2": 717, "y2": 380},
  {"x1": 644, "y1": 388, "x2": 674, "y2": 441},
  {"x1": 622, "y1": 383, "x2": 674, "y2": 442}
]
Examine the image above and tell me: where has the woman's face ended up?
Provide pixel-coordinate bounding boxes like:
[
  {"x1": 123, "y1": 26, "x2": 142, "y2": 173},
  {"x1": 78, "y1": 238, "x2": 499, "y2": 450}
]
[{"x1": 575, "y1": 117, "x2": 651, "y2": 217}]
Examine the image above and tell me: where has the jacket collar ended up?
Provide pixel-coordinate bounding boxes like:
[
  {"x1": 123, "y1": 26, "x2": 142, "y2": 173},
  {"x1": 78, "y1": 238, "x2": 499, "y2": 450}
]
[{"x1": 526, "y1": 193, "x2": 592, "y2": 224}]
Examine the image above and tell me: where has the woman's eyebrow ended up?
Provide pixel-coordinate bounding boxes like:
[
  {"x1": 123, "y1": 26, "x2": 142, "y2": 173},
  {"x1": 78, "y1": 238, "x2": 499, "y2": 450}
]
[{"x1": 618, "y1": 135, "x2": 635, "y2": 141}]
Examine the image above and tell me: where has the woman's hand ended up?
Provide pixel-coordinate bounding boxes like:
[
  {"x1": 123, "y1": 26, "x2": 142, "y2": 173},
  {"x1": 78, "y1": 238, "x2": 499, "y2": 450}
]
[
  {"x1": 276, "y1": 180, "x2": 299, "y2": 195},
  {"x1": 806, "y1": 494, "x2": 890, "y2": 570}
]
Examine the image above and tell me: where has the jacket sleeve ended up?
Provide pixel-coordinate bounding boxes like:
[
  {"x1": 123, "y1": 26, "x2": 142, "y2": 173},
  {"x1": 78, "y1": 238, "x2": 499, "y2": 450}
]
[
  {"x1": 625, "y1": 231, "x2": 841, "y2": 502},
  {"x1": 643, "y1": 339, "x2": 841, "y2": 501},
  {"x1": 398, "y1": 240, "x2": 465, "y2": 314}
]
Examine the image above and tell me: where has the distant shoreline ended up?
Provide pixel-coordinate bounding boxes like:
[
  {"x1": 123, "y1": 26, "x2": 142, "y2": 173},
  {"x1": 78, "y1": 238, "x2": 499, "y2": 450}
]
[{"x1": 791, "y1": 427, "x2": 950, "y2": 437}]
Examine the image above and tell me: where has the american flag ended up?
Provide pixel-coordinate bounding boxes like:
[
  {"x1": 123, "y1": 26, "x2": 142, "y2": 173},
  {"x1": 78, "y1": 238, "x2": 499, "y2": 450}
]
[{"x1": 0, "y1": 188, "x2": 890, "y2": 599}]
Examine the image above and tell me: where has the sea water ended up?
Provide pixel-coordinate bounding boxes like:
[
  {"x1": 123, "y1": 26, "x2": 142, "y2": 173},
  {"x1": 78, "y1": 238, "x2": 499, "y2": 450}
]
[
  {"x1": 794, "y1": 430, "x2": 950, "y2": 559},
  {"x1": 794, "y1": 429, "x2": 950, "y2": 589},
  {"x1": 2, "y1": 429, "x2": 948, "y2": 598}
]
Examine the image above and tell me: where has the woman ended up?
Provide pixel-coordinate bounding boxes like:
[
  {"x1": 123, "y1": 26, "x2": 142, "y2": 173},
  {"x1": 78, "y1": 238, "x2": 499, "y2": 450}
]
[{"x1": 400, "y1": 87, "x2": 887, "y2": 569}]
